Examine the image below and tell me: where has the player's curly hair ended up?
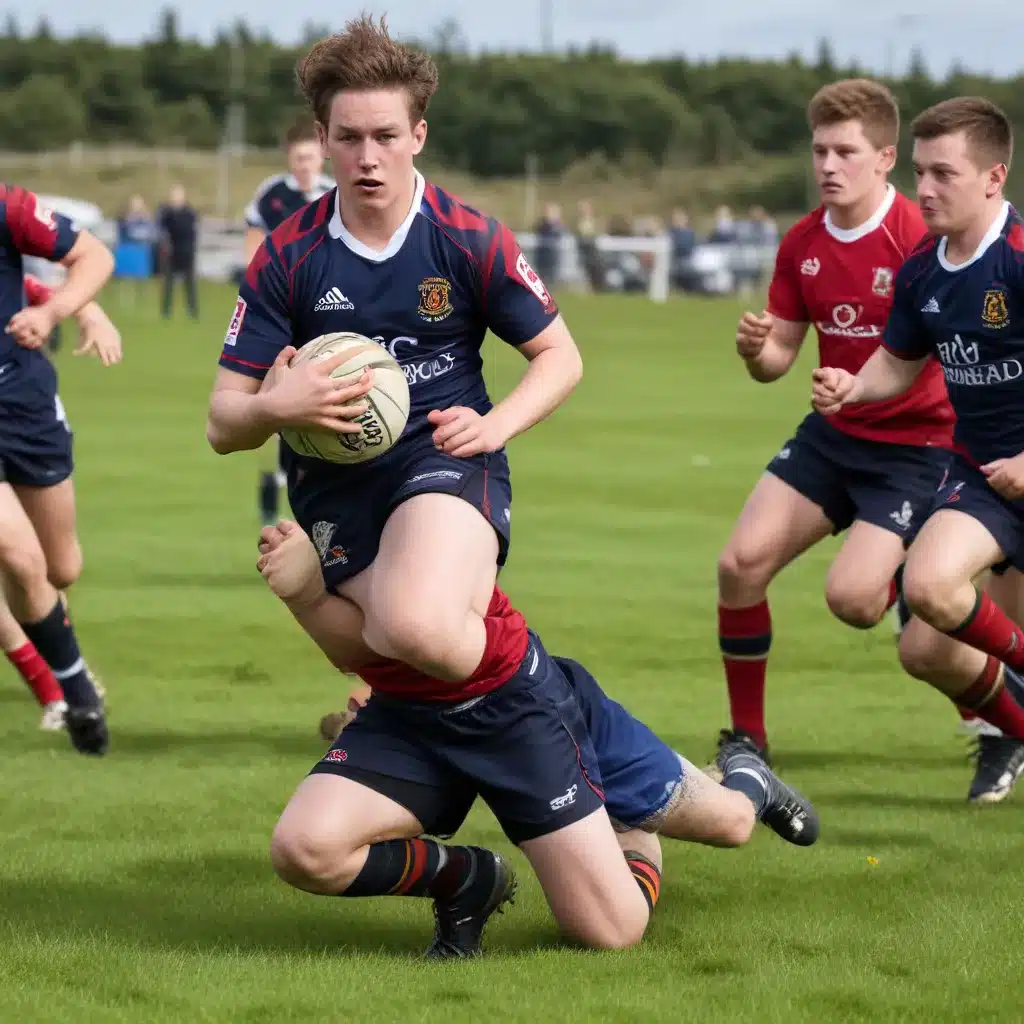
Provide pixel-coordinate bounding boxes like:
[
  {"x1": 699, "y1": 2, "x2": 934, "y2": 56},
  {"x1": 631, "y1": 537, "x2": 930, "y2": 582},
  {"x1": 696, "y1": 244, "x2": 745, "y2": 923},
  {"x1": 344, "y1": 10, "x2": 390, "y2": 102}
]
[
  {"x1": 807, "y1": 78, "x2": 900, "y2": 149},
  {"x1": 912, "y1": 97, "x2": 1013, "y2": 170},
  {"x1": 296, "y1": 15, "x2": 439, "y2": 127}
]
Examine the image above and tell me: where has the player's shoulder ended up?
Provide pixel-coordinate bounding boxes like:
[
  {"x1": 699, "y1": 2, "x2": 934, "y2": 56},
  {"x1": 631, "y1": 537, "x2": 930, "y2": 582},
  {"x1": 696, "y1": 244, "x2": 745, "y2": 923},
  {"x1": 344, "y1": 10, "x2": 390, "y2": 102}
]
[
  {"x1": 886, "y1": 190, "x2": 928, "y2": 242},
  {"x1": 419, "y1": 179, "x2": 503, "y2": 262},
  {"x1": 0, "y1": 182, "x2": 34, "y2": 220},
  {"x1": 775, "y1": 206, "x2": 826, "y2": 266},
  {"x1": 250, "y1": 172, "x2": 291, "y2": 203},
  {"x1": 265, "y1": 190, "x2": 334, "y2": 264},
  {"x1": 998, "y1": 205, "x2": 1024, "y2": 256}
]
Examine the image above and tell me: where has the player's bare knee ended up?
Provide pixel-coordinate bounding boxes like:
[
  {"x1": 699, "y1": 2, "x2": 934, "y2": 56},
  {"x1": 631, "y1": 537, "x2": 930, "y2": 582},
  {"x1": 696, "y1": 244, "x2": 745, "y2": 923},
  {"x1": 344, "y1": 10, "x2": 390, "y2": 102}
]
[
  {"x1": 583, "y1": 909, "x2": 649, "y2": 951},
  {"x1": 901, "y1": 568, "x2": 958, "y2": 629},
  {"x1": 824, "y1": 582, "x2": 885, "y2": 630},
  {"x1": 717, "y1": 542, "x2": 775, "y2": 595},
  {"x1": 47, "y1": 547, "x2": 83, "y2": 592},
  {"x1": 269, "y1": 823, "x2": 357, "y2": 893},
  {"x1": 0, "y1": 545, "x2": 49, "y2": 605}
]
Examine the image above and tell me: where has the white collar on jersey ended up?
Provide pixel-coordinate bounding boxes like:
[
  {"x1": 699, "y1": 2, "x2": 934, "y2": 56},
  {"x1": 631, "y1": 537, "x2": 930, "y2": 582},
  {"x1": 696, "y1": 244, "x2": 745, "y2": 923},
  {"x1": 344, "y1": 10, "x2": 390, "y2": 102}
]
[
  {"x1": 284, "y1": 173, "x2": 334, "y2": 197},
  {"x1": 936, "y1": 200, "x2": 1010, "y2": 272},
  {"x1": 823, "y1": 184, "x2": 896, "y2": 243},
  {"x1": 327, "y1": 170, "x2": 425, "y2": 263}
]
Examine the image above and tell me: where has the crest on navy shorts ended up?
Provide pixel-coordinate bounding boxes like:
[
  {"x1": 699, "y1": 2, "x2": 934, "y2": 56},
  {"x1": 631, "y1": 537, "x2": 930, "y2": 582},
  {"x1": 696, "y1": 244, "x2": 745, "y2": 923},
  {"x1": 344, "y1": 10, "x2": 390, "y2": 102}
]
[
  {"x1": 311, "y1": 520, "x2": 348, "y2": 567},
  {"x1": 417, "y1": 276, "x2": 454, "y2": 322},
  {"x1": 982, "y1": 289, "x2": 1010, "y2": 328},
  {"x1": 871, "y1": 266, "x2": 894, "y2": 297}
]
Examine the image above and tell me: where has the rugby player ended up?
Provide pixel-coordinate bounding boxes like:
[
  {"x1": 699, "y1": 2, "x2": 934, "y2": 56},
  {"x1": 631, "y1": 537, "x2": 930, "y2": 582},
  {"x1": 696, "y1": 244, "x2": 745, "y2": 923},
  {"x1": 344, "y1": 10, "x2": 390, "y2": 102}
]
[
  {"x1": 243, "y1": 117, "x2": 335, "y2": 528},
  {"x1": 814, "y1": 98, "x2": 1024, "y2": 796},
  {"x1": 1, "y1": 274, "x2": 120, "y2": 729},
  {"x1": 256, "y1": 519, "x2": 819, "y2": 957},
  {"x1": 209, "y1": 19, "x2": 581, "y2": 707},
  {"x1": 0, "y1": 185, "x2": 114, "y2": 754},
  {"x1": 712, "y1": 80, "x2": 1021, "y2": 797}
]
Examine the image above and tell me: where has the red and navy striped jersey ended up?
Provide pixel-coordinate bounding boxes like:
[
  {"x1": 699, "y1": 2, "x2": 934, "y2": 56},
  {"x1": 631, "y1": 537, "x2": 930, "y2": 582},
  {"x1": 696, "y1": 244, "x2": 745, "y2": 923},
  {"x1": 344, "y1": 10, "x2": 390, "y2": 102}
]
[
  {"x1": 220, "y1": 172, "x2": 559, "y2": 475},
  {"x1": 0, "y1": 185, "x2": 77, "y2": 363},
  {"x1": 244, "y1": 172, "x2": 335, "y2": 234},
  {"x1": 883, "y1": 201, "x2": 1024, "y2": 466}
]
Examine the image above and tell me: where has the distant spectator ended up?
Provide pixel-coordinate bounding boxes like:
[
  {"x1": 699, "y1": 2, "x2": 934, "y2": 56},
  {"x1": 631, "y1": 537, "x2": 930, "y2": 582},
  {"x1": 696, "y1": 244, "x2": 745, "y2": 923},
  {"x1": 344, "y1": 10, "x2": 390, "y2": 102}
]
[
  {"x1": 708, "y1": 204, "x2": 736, "y2": 244},
  {"x1": 575, "y1": 200, "x2": 603, "y2": 292},
  {"x1": 157, "y1": 184, "x2": 199, "y2": 319},
  {"x1": 118, "y1": 194, "x2": 159, "y2": 279},
  {"x1": 534, "y1": 202, "x2": 564, "y2": 286},
  {"x1": 669, "y1": 208, "x2": 696, "y2": 261},
  {"x1": 118, "y1": 195, "x2": 157, "y2": 245},
  {"x1": 748, "y1": 205, "x2": 779, "y2": 246}
]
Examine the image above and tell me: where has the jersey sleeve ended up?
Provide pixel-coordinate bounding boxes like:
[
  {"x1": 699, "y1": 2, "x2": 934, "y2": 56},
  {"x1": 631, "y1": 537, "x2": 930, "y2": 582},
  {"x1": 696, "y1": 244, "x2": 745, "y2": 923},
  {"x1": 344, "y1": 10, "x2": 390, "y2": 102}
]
[
  {"x1": 766, "y1": 226, "x2": 809, "y2": 322},
  {"x1": 882, "y1": 261, "x2": 931, "y2": 360},
  {"x1": 218, "y1": 240, "x2": 293, "y2": 380},
  {"x1": 479, "y1": 221, "x2": 560, "y2": 345},
  {"x1": 4, "y1": 186, "x2": 78, "y2": 261},
  {"x1": 24, "y1": 274, "x2": 54, "y2": 307}
]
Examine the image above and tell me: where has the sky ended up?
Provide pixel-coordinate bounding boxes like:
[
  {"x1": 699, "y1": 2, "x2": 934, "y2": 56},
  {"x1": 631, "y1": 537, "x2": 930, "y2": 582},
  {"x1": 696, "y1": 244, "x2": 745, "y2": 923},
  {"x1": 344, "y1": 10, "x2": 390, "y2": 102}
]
[{"x1": 18, "y1": 0, "x2": 1024, "y2": 78}]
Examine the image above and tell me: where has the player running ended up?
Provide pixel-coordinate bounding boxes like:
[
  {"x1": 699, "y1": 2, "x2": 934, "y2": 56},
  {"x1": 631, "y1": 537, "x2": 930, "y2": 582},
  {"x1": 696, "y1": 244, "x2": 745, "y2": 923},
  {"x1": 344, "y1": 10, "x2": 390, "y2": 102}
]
[
  {"x1": 243, "y1": 117, "x2": 335, "y2": 529},
  {"x1": 0, "y1": 185, "x2": 114, "y2": 754},
  {"x1": 814, "y1": 97, "x2": 1024, "y2": 795},
  {"x1": 811, "y1": 96, "x2": 1024, "y2": 794},
  {"x1": 713, "y1": 78, "x2": 990, "y2": 774},
  {"x1": 256, "y1": 519, "x2": 819, "y2": 957},
  {"x1": 209, "y1": 18, "x2": 581, "y2": 699},
  {"x1": 1, "y1": 273, "x2": 121, "y2": 730}
]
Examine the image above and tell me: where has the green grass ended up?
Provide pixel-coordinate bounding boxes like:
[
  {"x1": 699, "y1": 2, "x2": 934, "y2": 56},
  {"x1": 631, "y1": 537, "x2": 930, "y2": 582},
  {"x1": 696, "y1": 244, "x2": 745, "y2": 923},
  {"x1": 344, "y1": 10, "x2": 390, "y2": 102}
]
[{"x1": 3, "y1": 283, "x2": 1022, "y2": 1023}]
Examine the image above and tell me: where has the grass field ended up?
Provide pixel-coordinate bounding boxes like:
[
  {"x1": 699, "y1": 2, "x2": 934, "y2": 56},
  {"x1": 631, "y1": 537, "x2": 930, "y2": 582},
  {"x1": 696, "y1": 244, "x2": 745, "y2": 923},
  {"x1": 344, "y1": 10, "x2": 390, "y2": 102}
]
[{"x1": 3, "y1": 284, "x2": 1023, "y2": 1023}]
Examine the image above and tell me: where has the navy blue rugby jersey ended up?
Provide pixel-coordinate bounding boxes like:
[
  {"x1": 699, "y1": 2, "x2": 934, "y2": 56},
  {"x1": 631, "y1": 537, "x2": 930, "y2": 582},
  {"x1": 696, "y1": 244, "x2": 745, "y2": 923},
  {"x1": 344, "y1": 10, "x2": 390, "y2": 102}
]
[
  {"x1": 883, "y1": 201, "x2": 1024, "y2": 466},
  {"x1": 244, "y1": 172, "x2": 336, "y2": 234},
  {"x1": 220, "y1": 171, "x2": 560, "y2": 476},
  {"x1": 0, "y1": 185, "x2": 77, "y2": 373}
]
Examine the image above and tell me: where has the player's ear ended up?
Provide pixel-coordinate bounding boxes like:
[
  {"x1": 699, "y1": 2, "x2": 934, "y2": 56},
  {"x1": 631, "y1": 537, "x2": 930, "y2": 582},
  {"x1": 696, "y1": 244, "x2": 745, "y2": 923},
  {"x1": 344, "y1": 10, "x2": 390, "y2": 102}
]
[
  {"x1": 986, "y1": 163, "x2": 1008, "y2": 197},
  {"x1": 315, "y1": 120, "x2": 329, "y2": 154},
  {"x1": 879, "y1": 145, "x2": 897, "y2": 175},
  {"x1": 411, "y1": 119, "x2": 427, "y2": 156}
]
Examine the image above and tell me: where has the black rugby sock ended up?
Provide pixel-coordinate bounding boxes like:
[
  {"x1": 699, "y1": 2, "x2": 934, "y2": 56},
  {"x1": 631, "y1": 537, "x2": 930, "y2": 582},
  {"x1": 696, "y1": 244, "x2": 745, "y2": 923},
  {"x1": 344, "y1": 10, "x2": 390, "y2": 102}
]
[
  {"x1": 20, "y1": 599, "x2": 100, "y2": 709},
  {"x1": 342, "y1": 839, "x2": 484, "y2": 899}
]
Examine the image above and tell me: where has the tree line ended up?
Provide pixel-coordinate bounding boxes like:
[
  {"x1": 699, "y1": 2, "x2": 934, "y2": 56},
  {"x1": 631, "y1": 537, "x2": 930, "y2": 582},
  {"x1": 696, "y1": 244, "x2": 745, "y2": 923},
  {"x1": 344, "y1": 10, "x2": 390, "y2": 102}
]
[{"x1": 3, "y1": 11, "x2": 1023, "y2": 190}]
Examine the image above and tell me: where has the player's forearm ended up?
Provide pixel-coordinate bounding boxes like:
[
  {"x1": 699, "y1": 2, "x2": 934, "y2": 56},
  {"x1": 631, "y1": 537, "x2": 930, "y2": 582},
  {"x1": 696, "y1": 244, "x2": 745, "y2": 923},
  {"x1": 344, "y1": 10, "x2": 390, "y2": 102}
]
[
  {"x1": 489, "y1": 344, "x2": 583, "y2": 443},
  {"x1": 853, "y1": 347, "x2": 927, "y2": 403},
  {"x1": 206, "y1": 390, "x2": 279, "y2": 454},
  {"x1": 75, "y1": 301, "x2": 109, "y2": 331},
  {"x1": 285, "y1": 591, "x2": 376, "y2": 674},
  {"x1": 47, "y1": 234, "x2": 114, "y2": 321},
  {"x1": 744, "y1": 338, "x2": 799, "y2": 383}
]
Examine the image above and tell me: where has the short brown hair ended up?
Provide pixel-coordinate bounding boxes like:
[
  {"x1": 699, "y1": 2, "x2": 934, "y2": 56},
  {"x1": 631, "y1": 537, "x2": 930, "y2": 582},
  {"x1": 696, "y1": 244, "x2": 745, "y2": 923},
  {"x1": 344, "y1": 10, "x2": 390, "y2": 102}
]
[
  {"x1": 807, "y1": 78, "x2": 900, "y2": 149},
  {"x1": 296, "y1": 15, "x2": 439, "y2": 127},
  {"x1": 911, "y1": 97, "x2": 1013, "y2": 169},
  {"x1": 283, "y1": 116, "x2": 318, "y2": 148}
]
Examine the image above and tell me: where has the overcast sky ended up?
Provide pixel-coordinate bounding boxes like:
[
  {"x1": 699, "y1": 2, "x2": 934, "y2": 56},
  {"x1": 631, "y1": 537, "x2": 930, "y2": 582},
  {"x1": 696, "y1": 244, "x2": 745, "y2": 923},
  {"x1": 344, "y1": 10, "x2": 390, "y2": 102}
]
[{"x1": 18, "y1": 1, "x2": 1024, "y2": 78}]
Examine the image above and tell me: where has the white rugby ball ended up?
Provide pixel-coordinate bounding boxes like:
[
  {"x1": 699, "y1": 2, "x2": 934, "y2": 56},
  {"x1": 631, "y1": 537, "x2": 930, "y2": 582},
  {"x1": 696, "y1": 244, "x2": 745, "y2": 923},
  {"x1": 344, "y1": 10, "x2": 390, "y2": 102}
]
[{"x1": 280, "y1": 332, "x2": 410, "y2": 464}]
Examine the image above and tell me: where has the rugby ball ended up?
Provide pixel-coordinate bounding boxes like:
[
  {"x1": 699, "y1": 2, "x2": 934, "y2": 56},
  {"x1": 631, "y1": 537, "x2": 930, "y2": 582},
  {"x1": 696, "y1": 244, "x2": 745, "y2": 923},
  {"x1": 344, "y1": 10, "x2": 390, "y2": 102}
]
[{"x1": 280, "y1": 333, "x2": 410, "y2": 464}]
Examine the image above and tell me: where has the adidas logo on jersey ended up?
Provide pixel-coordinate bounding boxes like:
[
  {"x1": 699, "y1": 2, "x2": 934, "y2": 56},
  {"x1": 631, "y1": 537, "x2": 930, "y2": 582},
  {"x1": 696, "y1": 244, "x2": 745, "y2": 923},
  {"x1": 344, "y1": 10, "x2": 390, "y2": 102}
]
[
  {"x1": 314, "y1": 287, "x2": 355, "y2": 312},
  {"x1": 921, "y1": 297, "x2": 940, "y2": 313}
]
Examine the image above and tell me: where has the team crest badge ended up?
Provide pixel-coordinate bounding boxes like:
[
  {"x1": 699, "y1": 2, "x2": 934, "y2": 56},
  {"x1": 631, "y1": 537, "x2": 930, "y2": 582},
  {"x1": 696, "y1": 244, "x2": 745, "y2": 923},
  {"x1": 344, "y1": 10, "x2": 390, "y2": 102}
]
[
  {"x1": 982, "y1": 289, "x2": 1009, "y2": 328},
  {"x1": 417, "y1": 276, "x2": 454, "y2": 322},
  {"x1": 871, "y1": 266, "x2": 894, "y2": 297}
]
